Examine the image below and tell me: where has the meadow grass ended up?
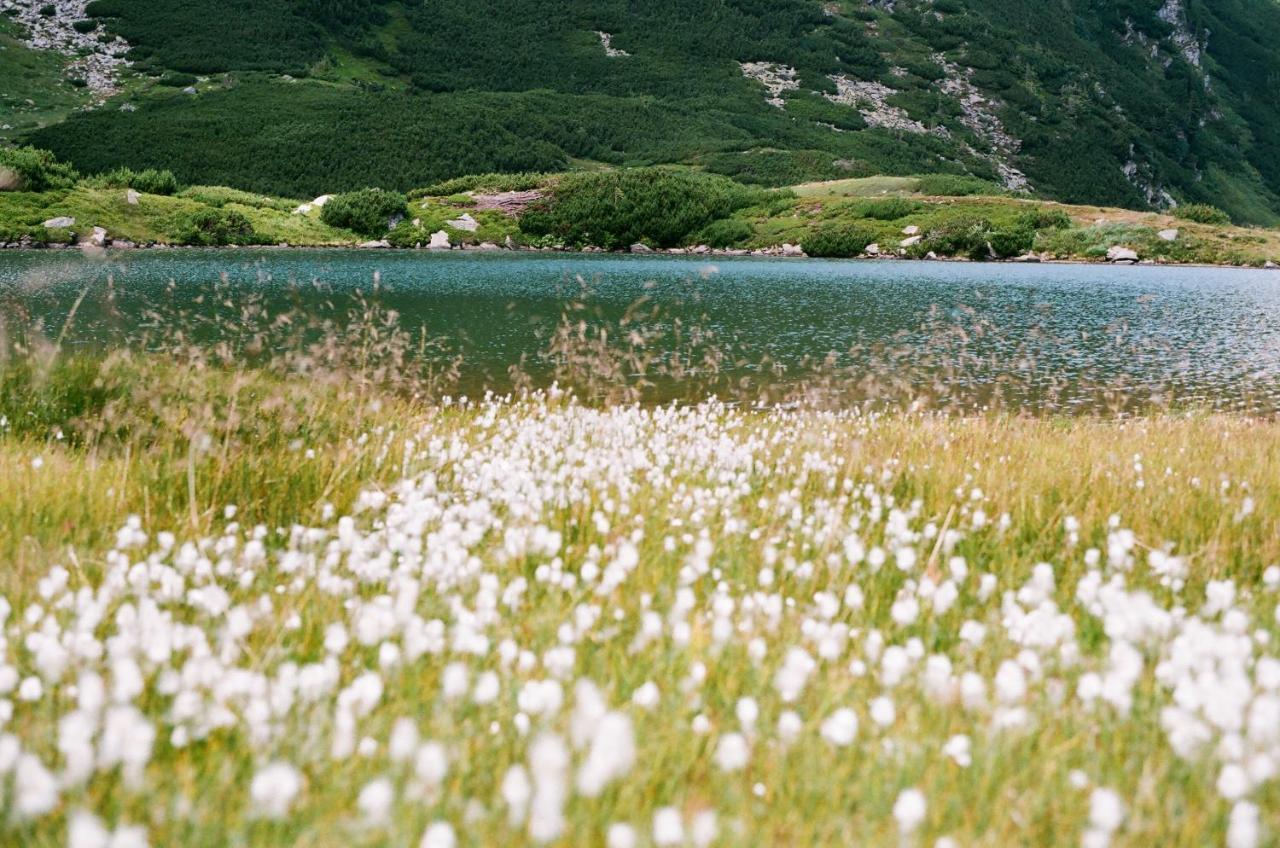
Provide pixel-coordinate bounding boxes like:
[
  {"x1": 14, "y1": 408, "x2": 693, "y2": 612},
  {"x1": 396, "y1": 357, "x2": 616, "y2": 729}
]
[{"x1": 1, "y1": 328, "x2": 1278, "y2": 846}]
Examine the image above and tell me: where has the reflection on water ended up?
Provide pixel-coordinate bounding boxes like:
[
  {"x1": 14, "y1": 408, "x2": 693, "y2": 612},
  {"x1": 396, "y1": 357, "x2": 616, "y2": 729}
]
[{"x1": 3, "y1": 249, "x2": 1280, "y2": 412}]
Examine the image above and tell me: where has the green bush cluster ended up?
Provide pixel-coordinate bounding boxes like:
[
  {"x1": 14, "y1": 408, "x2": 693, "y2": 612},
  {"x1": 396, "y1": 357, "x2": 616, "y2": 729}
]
[
  {"x1": 84, "y1": 166, "x2": 180, "y2": 195},
  {"x1": 178, "y1": 185, "x2": 295, "y2": 211},
  {"x1": 72, "y1": 19, "x2": 98, "y2": 33},
  {"x1": 702, "y1": 150, "x2": 872, "y2": 188},
  {"x1": 319, "y1": 188, "x2": 408, "y2": 236},
  {"x1": 800, "y1": 222, "x2": 879, "y2": 258},
  {"x1": 411, "y1": 172, "x2": 551, "y2": 198},
  {"x1": 694, "y1": 218, "x2": 753, "y2": 248},
  {"x1": 518, "y1": 169, "x2": 764, "y2": 250},
  {"x1": 0, "y1": 147, "x2": 79, "y2": 192},
  {"x1": 173, "y1": 207, "x2": 256, "y2": 245},
  {"x1": 1172, "y1": 203, "x2": 1232, "y2": 225},
  {"x1": 914, "y1": 174, "x2": 1002, "y2": 197},
  {"x1": 915, "y1": 215, "x2": 1038, "y2": 260}
]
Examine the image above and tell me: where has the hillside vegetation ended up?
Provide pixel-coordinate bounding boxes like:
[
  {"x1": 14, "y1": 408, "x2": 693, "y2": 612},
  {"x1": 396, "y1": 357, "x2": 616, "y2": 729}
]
[
  {"x1": 2, "y1": 0, "x2": 1277, "y2": 224},
  {"x1": 2, "y1": 149, "x2": 1278, "y2": 265}
]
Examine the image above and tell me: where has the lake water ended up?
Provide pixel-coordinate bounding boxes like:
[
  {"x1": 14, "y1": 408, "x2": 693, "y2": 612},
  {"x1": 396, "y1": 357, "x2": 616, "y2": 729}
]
[{"x1": 3, "y1": 249, "x2": 1279, "y2": 411}]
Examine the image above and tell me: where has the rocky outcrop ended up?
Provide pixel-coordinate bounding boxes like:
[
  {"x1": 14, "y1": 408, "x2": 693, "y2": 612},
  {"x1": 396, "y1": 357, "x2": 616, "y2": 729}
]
[
  {"x1": 739, "y1": 62, "x2": 800, "y2": 108},
  {"x1": 933, "y1": 54, "x2": 1029, "y2": 192},
  {"x1": 446, "y1": 213, "x2": 479, "y2": 232},
  {"x1": 825, "y1": 76, "x2": 928, "y2": 134},
  {"x1": 594, "y1": 31, "x2": 630, "y2": 58},
  {"x1": 42, "y1": 216, "x2": 75, "y2": 229},
  {"x1": 427, "y1": 230, "x2": 451, "y2": 249},
  {"x1": 2, "y1": 0, "x2": 131, "y2": 101},
  {"x1": 1106, "y1": 246, "x2": 1140, "y2": 264}
]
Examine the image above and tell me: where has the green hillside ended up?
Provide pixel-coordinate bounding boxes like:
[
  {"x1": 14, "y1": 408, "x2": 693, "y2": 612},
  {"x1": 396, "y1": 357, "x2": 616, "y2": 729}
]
[{"x1": 5, "y1": 0, "x2": 1280, "y2": 224}]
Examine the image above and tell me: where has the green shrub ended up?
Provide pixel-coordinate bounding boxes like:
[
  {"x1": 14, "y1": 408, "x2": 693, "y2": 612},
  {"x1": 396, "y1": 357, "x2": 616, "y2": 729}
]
[
  {"x1": 86, "y1": 166, "x2": 180, "y2": 195},
  {"x1": 702, "y1": 149, "x2": 871, "y2": 187},
  {"x1": 988, "y1": 225, "x2": 1035, "y2": 258},
  {"x1": 518, "y1": 169, "x2": 762, "y2": 249},
  {"x1": 411, "y1": 172, "x2": 551, "y2": 198},
  {"x1": 695, "y1": 218, "x2": 753, "y2": 248},
  {"x1": 173, "y1": 208, "x2": 257, "y2": 245},
  {"x1": 39, "y1": 4, "x2": 55, "y2": 16},
  {"x1": 914, "y1": 174, "x2": 1001, "y2": 197},
  {"x1": 158, "y1": 71, "x2": 199, "y2": 88},
  {"x1": 178, "y1": 185, "x2": 295, "y2": 211},
  {"x1": 72, "y1": 19, "x2": 99, "y2": 33},
  {"x1": 0, "y1": 146, "x2": 80, "y2": 192},
  {"x1": 1016, "y1": 208, "x2": 1073, "y2": 230},
  {"x1": 320, "y1": 188, "x2": 408, "y2": 236},
  {"x1": 1172, "y1": 203, "x2": 1231, "y2": 225},
  {"x1": 800, "y1": 222, "x2": 879, "y2": 258},
  {"x1": 920, "y1": 216, "x2": 995, "y2": 259}
]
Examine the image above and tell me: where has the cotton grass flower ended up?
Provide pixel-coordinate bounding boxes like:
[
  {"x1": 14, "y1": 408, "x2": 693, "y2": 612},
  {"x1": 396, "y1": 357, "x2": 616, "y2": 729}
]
[
  {"x1": 249, "y1": 761, "x2": 303, "y2": 820},
  {"x1": 893, "y1": 787, "x2": 926, "y2": 835}
]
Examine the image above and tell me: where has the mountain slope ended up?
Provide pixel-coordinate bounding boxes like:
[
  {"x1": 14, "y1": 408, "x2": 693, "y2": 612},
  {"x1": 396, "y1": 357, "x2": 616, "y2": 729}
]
[{"x1": 6, "y1": 0, "x2": 1280, "y2": 223}]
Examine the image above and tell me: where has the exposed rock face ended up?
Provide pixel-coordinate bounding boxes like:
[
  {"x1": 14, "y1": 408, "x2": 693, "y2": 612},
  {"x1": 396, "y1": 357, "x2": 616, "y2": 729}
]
[
  {"x1": 825, "y1": 76, "x2": 927, "y2": 133},
  {"x1": 932, "y1": 54, "x2": 1029, "y2": 192},
  {"x1": 739, "y1": 62, "x2": 800, "y2": 108},
  {"x1": 594, "y1": 31, "x2": 630, "y2": 58},
  {"x1": 1107, "y1": 245, "x2": 1140, "y2": 263},
  {"x1": 1156, "y1": 0, "x2": 1205, "y2": 68},
  {"x1": 2, "y1": 0, "x2": 131, "y2": 101},
  {"x1": 446, "y1": 213, "x2": 479, "y2": 232}
]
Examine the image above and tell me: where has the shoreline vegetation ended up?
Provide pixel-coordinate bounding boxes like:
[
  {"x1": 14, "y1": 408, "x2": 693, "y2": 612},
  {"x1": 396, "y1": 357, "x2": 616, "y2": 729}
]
[
  {"x1": 2, "y1": 147, "x2": 1278, "y2": 269},
  {"x1": 2, "y1": 294, "x2": 1280, "y2": 846}
]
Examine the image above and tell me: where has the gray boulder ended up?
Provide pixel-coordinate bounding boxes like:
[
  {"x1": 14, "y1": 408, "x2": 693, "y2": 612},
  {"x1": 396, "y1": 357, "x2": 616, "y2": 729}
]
[
  {"x1": 428, "y1": 230, "x2": 451, "y2": 249},
  {"x1": 126, "y1": 189, "x2": 140, "y2": 205},
  {"x1": 630, "y1": 243, "x2": 653, "y2": 253},
  {"x1": 1106, "y1": 245, "x2": 1140, "y2": 264},
  {"x1": 43, "y1": 216, "x2": 75, "y2": 229},
  {"x1": 446, "y1": 213, "x2": 479, "y2": 232},
  {"x1": 1157, "y1": 228, "x2": 1179, "y2": 242}
]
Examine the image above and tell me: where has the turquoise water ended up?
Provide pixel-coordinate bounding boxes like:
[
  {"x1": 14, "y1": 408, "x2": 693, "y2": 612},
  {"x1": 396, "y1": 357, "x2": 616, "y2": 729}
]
[{"x1": 3, "y1": 249, "x2": 1280, "y2": 409}]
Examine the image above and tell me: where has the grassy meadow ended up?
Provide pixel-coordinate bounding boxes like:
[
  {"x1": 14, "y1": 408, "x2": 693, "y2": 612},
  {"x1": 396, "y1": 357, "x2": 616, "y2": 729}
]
[{"x1": 0, "y1": 292, "x2": 1277, "y2": 847}]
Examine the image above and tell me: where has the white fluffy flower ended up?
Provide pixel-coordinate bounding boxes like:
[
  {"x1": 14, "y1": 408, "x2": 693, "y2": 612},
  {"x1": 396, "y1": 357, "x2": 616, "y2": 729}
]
[
  {"x1": 249, "y1": 761, "x2": 303, "y2": 820},
  {"x1": 357, "y1": 777, "x2": 395, "y2": 825},
  {"x1": 714, "y1": 732, "x2": 751, "y2": 772},
  {"x1": 419, "y1": 821, "x2": 456, "y2": 848},
  {"x1": 653, "y1": 807, "x2": 685, "y2": 846},
  {"x1": 893, "y1": 787, "x2": 926, "y2": 834},
  {"x1": 820, "y1": 708, "x2": 858, "y2": 747}
]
